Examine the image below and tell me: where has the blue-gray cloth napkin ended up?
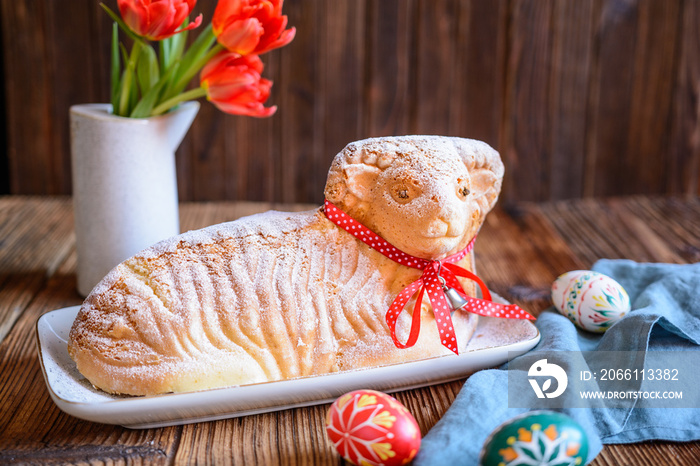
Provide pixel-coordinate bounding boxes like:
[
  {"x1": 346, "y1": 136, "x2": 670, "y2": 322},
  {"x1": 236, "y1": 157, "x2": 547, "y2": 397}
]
[{"x1": 414, "y1": 259, "x2": 700, "y2": 465}]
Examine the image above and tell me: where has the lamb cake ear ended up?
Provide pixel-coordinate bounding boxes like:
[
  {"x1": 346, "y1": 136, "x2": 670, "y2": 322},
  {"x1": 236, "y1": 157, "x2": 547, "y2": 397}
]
[
  {"x1": 451, "y1": 137, "x2": 504, "y2": 215},
  {"x1": 469, "y1": 168, "x2": 500, "y2": 211},
  {"x1": 344, "y1": 164, "x2": 381, "y2": 201}
]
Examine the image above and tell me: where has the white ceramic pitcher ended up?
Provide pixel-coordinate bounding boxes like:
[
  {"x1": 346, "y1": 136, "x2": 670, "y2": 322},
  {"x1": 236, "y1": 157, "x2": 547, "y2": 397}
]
[{"x1": 70, "y1": 102, "x2": 199, "y2": 297}]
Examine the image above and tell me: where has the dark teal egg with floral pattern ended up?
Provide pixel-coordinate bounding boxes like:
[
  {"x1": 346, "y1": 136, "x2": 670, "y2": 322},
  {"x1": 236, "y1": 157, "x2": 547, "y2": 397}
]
[{"x1": 479, "y1": 411, "x2": 589, "y2": 466}]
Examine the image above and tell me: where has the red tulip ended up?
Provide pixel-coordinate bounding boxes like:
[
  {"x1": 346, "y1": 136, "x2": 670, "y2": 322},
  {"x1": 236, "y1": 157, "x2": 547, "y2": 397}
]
[
  {"x1": 212, "y1": 0, "x2": 295, "y2": 56},
  {"x1": 200, "y1": 52, "x2": 276, "y2": 117},
  {"x1": 118, "y1": 0, "x2": 203, "y2": 41}
]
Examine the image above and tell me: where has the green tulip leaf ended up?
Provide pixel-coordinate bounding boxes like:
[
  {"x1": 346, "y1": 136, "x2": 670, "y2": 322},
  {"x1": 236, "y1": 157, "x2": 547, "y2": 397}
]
[
  {"x1": 131, "y1": 59, "x2": 181, "y2": 118},
  {"x1": 162, "y1": 23, "x2": 217, "y2": 101},
  {"x1": 137, "y1": 44, "x2": 160, "y2": 94},
  {"x1": 118, "y1": 41, "x2": 143, "y2": 116},
  {"x1": 169, "y1": 19, "x2": 189, "y2": 62},
  {"x1": 110, "y1": 23, "x2": 121, "y2": 112},
  {"x1": 159, "y1": 38, "x2": 170, "y2": 71}
]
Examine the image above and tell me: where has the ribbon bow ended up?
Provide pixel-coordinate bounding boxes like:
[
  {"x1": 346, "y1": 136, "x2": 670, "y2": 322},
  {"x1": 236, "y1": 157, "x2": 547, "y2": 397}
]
[{"x1": 324, "y1": 200, "x2": 534, "y2": 355}]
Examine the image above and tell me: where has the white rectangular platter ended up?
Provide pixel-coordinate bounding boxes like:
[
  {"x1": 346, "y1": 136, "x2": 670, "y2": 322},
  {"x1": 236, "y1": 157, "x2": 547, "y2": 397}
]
[{"x1": 37, "y1": 304, "x2": 539, "y2": 429}]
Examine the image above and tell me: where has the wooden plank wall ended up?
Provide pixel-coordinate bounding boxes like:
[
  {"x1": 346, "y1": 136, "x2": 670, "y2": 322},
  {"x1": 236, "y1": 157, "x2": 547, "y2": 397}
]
[{"x1": 1, "y1": 0, "x2": 699, "y2": 205}]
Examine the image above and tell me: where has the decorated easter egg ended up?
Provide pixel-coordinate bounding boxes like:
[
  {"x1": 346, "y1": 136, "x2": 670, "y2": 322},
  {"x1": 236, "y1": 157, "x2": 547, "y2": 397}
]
[
  {"x1": 479, "y1": 411, "x2": 589, "y2": 466},
  {"x1": 326, "y1": 389, "x2": 421, "y2": 466},
  {"x1": 551, "y1": 270, "x2": 630, "y2": 333}
]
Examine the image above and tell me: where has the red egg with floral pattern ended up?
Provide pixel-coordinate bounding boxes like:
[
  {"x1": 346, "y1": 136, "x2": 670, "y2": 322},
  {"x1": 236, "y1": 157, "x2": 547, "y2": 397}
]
[{"x1": 326, "y1": 389, "x2": 421, "y2": 466}]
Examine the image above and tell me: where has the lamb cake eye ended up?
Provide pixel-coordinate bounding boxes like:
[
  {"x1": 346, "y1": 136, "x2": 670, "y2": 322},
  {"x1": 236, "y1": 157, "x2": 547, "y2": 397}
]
[
  {"x1": 456, "y1": 177, "x2": 470, "y2": 198},
  {"x1": 391, "y1": 183, "x2": 415, "y2": 203}
]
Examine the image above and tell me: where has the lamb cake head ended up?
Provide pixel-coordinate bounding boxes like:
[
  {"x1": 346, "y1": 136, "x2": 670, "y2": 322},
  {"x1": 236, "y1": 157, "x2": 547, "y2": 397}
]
[
  {"x1": 325, "y1": 136, "x2": 503, "y2": 259},
  {"x1": 68, "y1": 135, "x2": 522, "y2": 396}
]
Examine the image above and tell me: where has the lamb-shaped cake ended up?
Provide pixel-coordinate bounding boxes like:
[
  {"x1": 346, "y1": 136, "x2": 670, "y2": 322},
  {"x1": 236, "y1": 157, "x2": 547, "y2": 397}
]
[{"x1": 69, "y1": 135, "x2": 509, "y2": 395}]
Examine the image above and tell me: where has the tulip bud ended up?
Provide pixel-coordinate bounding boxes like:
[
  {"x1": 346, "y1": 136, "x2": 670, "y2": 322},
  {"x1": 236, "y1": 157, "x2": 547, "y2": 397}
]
[
  {"x1": 200, "y1": 52, "x2": 276, "y2": 117},
  {"x1": 118, "y1": 0, "x2": 203, "y2": 41},
  {"x1": 213, "y1": 0, "x2": 295, "y2": 55}
]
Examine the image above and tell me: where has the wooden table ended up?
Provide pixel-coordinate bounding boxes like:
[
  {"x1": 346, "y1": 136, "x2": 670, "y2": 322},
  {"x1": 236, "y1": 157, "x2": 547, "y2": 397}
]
[{"x1": 0, "y1": 196, "x2": 698, "y2": 465}]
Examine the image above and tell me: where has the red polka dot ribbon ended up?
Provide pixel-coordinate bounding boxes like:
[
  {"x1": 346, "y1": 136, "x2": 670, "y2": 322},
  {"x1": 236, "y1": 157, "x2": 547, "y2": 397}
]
[{"x1": 324, "y1": 200, "x2": 535, "y2": 355}]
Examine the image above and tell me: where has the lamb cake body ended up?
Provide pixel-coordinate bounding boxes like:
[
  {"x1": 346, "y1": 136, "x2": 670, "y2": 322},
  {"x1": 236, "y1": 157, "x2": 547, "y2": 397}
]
[{"x1": 68, "y1": 136, "x2": 505, "y2": 395}]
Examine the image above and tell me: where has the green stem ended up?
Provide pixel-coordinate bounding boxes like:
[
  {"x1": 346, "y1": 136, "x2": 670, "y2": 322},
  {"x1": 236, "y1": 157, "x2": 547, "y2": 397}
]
[
  {"x1": 151, "y1": 87, "x2": 207, "y2": 116},
  {"x1": 118, "y1": 40, "x2": 144, "y2": 116},
  {"x1": 100, "y1": 3, "x2": 141, "y2": 42}
]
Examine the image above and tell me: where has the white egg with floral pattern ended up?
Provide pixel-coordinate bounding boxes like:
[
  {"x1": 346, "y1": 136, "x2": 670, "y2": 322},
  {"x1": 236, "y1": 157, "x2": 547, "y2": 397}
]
[{"x1": 551, "y1": 270, "x2": 630, "y2": 333}]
